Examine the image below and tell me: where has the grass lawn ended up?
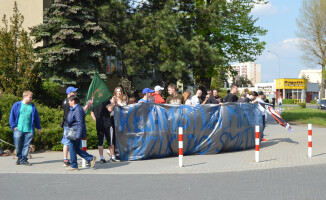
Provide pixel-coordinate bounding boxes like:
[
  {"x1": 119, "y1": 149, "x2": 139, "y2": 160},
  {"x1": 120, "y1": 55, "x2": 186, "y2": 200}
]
[{"x1": 281, "y1": 107, "x2": 326, "y2": 127}]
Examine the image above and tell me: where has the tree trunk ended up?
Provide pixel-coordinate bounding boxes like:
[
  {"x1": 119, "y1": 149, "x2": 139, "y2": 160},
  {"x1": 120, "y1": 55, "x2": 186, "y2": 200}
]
[{"x1": 321, "y1": 63, "x2": 326, "y2": 99}]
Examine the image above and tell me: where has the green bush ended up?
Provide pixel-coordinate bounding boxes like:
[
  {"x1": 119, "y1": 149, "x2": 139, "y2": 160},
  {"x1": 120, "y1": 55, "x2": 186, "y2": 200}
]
[
  {"x1": 0, "y1": 93, "x2": 99, "y2": 151},
  {"x1": 218, "y1": 89, "x2": 228, "y2": 99},
  {"x1": 283, "y1": 99, "x2": 295, "y2": 104},
  {"x1": 310, "y1": 100, "x2": 316, "y2": 104},
  {"x1": 299, "y1": 103, "x2": 306, "y2": 108}
]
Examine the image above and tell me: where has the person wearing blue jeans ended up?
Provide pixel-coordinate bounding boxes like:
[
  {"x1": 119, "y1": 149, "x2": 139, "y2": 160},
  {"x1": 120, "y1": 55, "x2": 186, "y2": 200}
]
[
  {"x1": 9, "y1": 91, "x2": 41, "y2": 166},
  {"x1": 66, "y1": 95, "x2": 96, "y2": 170}
]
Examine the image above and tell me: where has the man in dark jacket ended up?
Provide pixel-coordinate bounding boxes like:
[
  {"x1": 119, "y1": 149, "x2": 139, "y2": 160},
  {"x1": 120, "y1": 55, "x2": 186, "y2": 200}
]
[
  {"x1": 225, "y1": 85, "x2": 239, "y2": 102},
  {"x1": 207, "y1": 89, "x2": 224, "y2": 104},
  {"x1": 237, "y1": 92, "x2": 250, "y2": 103}
]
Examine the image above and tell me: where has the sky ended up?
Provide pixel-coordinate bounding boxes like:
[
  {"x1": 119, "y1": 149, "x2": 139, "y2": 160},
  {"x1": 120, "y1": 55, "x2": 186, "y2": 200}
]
[{"x1": 250, "y1": 0, "x2": 318, "y2": 82}]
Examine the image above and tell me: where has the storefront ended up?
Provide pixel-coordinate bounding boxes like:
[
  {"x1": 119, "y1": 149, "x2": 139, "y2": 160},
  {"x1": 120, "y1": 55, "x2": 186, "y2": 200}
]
[
  {"x1": 276, "y1": 79, "x2": 307, "y2": 103},
  {"x1": 255, "y1": 82, "x2": 276, "y2": 100}
]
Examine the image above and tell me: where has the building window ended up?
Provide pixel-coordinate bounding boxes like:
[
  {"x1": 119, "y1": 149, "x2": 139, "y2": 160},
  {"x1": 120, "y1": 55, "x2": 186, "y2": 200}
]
[{"x1": 106, "y1": 49, "x2": 122, "y2": 75}]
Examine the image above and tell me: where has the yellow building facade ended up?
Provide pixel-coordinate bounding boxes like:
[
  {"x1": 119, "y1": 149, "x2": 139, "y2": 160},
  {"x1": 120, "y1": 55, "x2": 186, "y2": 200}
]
[
  {"x1": 0, "y1": 0, "x2": 51, "y2": 33},
  {"x1": 276, "y1": 79, "x2": 307, "y2": 103}
]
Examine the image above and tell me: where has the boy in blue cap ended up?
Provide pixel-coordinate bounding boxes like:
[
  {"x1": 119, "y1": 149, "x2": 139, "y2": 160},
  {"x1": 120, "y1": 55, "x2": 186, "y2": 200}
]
[
  {"x1": 138, "y1": 88, "x2": 154, "y2": 103},
  {"x1": 61, "y1": 87, "x2": 92, "y2": 166}
]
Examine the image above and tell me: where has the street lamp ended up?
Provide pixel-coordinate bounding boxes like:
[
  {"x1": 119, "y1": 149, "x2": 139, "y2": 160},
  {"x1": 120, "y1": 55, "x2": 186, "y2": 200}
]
[{"x1": 268, "y1": 50, "x2": 280, "y2": 79}]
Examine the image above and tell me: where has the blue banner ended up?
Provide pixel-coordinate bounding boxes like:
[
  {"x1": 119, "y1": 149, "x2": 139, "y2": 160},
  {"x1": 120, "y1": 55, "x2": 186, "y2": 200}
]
[{"x1": 114, "y1": 103, "x2": 263, "y2": 161}]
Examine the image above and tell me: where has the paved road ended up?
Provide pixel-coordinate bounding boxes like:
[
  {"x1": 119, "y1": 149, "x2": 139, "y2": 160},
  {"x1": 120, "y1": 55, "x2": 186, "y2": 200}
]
[{"x1": 1, "y1": 164, "x2": 326, "y2": 200}]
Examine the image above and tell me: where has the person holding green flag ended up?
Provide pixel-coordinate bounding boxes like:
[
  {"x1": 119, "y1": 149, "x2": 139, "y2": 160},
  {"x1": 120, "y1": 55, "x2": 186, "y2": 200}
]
[
  {"x1": 84, "y1": 73, "x2": 113, "y2": 114},
  {"x1": 85, "y1": 74, "x2": 120, "y2": 162},
  {"x1": 91, "y1": 99, "x2": 119, "y2": 163}
]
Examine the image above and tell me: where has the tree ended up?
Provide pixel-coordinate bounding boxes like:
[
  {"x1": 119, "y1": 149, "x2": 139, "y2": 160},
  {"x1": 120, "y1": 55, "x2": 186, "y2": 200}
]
[
  {"x1": 30, "y1": 0, "x2": 114, "y2": 94},
  {"x1": 297, "y1": 0, "x2": 326, "y2": 98},
  {"x1": 180, "y1": 0, "x2": 267, "y2": 90},
  {"x1": 96, "y1": 0, "x2": 266, "y2": 91},
  {"x1": 0, "y1": 2, "x2": 39, "y2": 96},
  {"x1": 234, "y1": 76, "x2": 253, "y2": 88}
]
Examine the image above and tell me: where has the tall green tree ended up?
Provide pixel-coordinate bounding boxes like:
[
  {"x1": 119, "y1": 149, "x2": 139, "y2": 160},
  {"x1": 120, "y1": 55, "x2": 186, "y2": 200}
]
[
  {"x1": 30, "y1": 0, "x2": 114, "y2": 94},
  {"x1": 296, "y1": 0, "x2": 326, "y2": 98},
  {"x1": 96, "y1": 0, "x2": 267, "y2": 90},
  {"x1": 0, "y1": 2, "x2": 39, "y2": 96},
  {"x1": 177, "y1": 0, "x2": 267, "y2": 90}
]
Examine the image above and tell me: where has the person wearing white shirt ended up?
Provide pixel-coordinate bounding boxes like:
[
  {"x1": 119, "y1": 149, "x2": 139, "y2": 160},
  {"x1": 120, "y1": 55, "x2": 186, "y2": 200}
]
[
  {"x1": 191, "y1": 90, "x2": 202, "y2": 106},
  {"x1": 252, "y1": 91, "x2": 267, "y2": 141},
  {"x1": 277, "y1": 96, "x2": 283, "y2": 111}
]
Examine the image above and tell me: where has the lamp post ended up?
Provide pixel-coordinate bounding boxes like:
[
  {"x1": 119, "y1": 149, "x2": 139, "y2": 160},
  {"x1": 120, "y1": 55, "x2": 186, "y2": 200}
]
[{"x1": 268, "y1": 51, "x2": 280, "y2": 79}]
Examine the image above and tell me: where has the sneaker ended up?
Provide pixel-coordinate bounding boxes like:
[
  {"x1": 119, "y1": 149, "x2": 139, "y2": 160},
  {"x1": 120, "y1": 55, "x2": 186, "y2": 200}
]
[
  {"x1": 262, "y1": 138, "x2": 268, "y2": 142},
  {"x1": 90, "y1": 156, "x2": 96, "y2": 168},
  {"x1": 66, "y1": 167, "x2": 79, "y2": 171},
  {"x1": 100, "y1": 159, "x2": 106, "y2": 163},
  {"x1": 107, "y1": 150, "x2": 112, "y2": 157},
  {"x1": 63, "y1": 160, "x2": 71, "y2": 167},
  {"x1": 21, "y1": 161, "x2": 32, "y2": 166},
  {"x1": 110, "y1": 157, "x2": 120, "y2": 163},
  {"x1": 16, "y1": 159, "x2": 20, "y2": 165}
]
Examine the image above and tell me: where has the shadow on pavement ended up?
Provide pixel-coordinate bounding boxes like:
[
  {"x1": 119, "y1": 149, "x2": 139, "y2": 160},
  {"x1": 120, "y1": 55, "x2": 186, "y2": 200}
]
[
  {"x1": 260, "y1": 158, "x2": 276, "y2": 163},
  {"x1": 32, "y1": 159, "x2": 63, "y2": 165},
  {"x1": 184, "y1": 162, "x2": 207, "y2": 167},
  {"x1": 92, "y1": 161, "x2": 130, "y2": 169},
  {"x1": 260, "y1": 138, "x2": 299, "y2": 149},
  {"x1": 313, "y1": 153, "x2": 326, "y2": 158}
]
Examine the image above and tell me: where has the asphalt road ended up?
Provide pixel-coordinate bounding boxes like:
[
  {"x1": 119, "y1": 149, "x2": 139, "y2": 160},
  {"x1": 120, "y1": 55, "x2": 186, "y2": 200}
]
[{"x1": 2, "y1": 164, "x2": 326, "y2": 200}]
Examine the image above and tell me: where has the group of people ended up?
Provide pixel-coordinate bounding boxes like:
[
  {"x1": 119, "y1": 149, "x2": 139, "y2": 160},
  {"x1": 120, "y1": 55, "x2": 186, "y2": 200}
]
[
  {"x1": 6, "y1": 83, "x2": 273, "y2": 169},
  {"x1": 134, "y1": 84, "x2": 269, "y2": 141}
]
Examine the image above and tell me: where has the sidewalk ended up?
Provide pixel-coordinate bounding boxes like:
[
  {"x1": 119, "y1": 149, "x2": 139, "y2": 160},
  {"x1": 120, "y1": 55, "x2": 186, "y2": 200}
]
[{"x1": 1, "y1": 117, "x2": 325, "y2": 175}]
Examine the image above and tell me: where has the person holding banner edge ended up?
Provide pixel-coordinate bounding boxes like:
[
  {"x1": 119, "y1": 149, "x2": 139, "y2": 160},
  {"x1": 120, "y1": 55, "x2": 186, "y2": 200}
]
[{"x1": 139, "y1": 88, "x2": 154, "y2": 103}]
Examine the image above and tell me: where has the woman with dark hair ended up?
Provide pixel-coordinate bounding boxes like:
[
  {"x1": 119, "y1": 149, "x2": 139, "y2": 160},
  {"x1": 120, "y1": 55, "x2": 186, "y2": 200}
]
[{"x1": 66, "y1": 95, "x2": 96, "y2": 170}]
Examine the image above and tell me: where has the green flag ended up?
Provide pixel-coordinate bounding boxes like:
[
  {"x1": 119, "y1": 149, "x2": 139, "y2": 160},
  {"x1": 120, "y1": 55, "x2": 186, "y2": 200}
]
[{"x1": 84, "y1": 73, "x2": 112, "y2": 114}]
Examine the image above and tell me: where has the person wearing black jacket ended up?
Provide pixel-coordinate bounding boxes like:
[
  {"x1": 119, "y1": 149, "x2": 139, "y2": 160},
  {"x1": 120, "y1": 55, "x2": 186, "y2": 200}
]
[
  {"x1": 225, "y1": 85, "x2": 239, "y2": 103},
  {"x1": 207, "y1": 89, "x2": 224, "y2": 104},
  {"x1": 91, "y1": 99, "x2": 119, "y2": 163},
  {"x1": 237, "y1": 92, "x2": 250, "y2": 103}
]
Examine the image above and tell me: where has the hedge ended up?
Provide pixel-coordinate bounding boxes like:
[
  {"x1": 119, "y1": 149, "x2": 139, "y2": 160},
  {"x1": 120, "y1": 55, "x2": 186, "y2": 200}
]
[
  {"x1": 298, "y1": 103, "x2": 306, "y2": 108},
  {"x1": 0, "y1": 93, "x2": 103, "y2": 151},
  {"x1": 310, "y1": 100, "x2": 316, "y2": 104},
  {"x1": 282, "y1": 99, "x2": 295, "y2": 104}
]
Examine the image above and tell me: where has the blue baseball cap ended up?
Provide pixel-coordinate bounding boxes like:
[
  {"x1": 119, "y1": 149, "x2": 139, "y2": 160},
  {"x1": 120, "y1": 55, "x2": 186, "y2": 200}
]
[
  {"x1": 66, "y1": 86, "x2": 78, "y2": 94},
  {"x1": 142, "y1": 88, "x2": 154, "y2": 94}
]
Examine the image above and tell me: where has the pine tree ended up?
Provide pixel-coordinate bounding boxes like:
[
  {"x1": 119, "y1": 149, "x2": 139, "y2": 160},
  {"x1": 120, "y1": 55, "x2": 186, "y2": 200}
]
[
  {"x1": 30, "y1": 0, "x2": 114, "y2": 94},
  {"x1": 0, "y1": 2, "x2": 38, "y2": 96}
]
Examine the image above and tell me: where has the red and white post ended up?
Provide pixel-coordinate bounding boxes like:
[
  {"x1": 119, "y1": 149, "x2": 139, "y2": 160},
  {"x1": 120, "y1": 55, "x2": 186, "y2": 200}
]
[
  {"x1": 255, "y1": 125, "x2": 260, "y2": 163},
  {"x1": 178, "y1": 127, "x2": 184, "y2": 167},
  {"x1": 82, "y1": 138, "x2": 87, "y2": 168},
  {"x1": 308, "y1": 124, "x2": 312, "y2": 158}
]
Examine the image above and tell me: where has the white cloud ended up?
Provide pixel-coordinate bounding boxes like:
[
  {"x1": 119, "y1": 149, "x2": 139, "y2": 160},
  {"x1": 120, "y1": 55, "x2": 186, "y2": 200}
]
[
  {"x1": 251, "y1": 2, "x2": 278, "y2": 17},
  {"x1": 262, "y1": 38, "x2": 302, "y2": 60}
]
